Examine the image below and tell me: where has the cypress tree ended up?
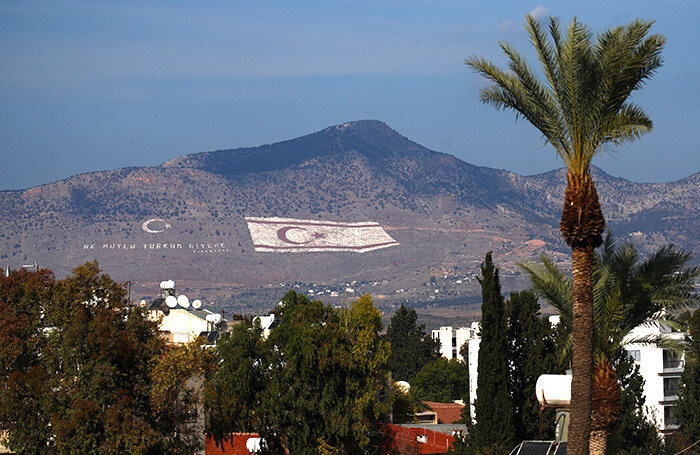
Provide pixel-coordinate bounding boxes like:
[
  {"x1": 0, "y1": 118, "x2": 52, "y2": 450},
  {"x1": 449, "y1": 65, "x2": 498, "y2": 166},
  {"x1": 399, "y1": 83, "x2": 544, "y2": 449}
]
[
  {"x1": 506, "y1": 291, "x2": 559, "y2": 441},
  {"x1": 471, "y1": 252, "x2": 515, "y2": 451},
  {"x1": 386, "y1": 304, "x2": 440, "y2": 382}
]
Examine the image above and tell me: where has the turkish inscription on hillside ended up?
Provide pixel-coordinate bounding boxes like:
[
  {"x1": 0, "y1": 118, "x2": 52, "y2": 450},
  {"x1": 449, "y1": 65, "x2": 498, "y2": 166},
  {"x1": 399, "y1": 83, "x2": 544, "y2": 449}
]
[{"x1": 79, "y1": 219, "x2": 230, "y2": 254}]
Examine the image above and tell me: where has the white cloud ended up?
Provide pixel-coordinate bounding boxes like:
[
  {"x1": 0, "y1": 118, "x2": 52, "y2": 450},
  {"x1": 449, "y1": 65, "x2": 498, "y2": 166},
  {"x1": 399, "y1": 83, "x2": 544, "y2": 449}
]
[
  {"x1": 528, "y1": 4, "x2": 549, "y2": 20},
  {"x1": 498, "y1": 19, "x2": 517, "y2": 34}
]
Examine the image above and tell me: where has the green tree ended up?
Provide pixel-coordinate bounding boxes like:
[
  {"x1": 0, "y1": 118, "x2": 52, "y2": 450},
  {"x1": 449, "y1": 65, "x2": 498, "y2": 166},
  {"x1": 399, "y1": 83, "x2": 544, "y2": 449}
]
[
  {"x1": 506, "y1": 291, "x2": 560, "y2": 441},
  {"x1": 605, "y1": 348, "x2": 662, "y2": 455},
  {"x1": 521, "y1": 235, "x2": 698, "y2": 454},
  {"x1": 386, "y1": 304, "x2": 440, "y2": 382},
  {"x1": 469, "y1": 252, "x2": 515, "y2": 453},
  {"x1": 150, "y1": 340, "x2": 214, "y2": 454},
  {"x1": 412, "y1": 357, "x2": 469, "y2": 404},
  {"x1": 675, "y1": 309, "x2": 700, "y2": 447},
  {"x1": 0, "y1": 262, "x2": 201, "y2": 455},
  {"x1": 206, "y1": 322, "x2": 270, "y2": 445},
  {"x1": 0, "y1": 268, "x2": 55, "y2": 454},
  {"x1": 44, "y1": 262, "x2": 165, "y2": 455},
  {"x1": 207, "y1": 291, "x2": 392, "y2": 455},
  {"x1": 466, "y1": 15, "x2": 665, "y2": 455}
]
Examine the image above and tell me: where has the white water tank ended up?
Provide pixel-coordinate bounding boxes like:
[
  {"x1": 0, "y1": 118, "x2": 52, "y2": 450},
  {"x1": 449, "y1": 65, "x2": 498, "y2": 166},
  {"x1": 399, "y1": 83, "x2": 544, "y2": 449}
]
[
  {"x1": 395, "y1": 381, "x2": 411, "y2": 393},
  {"x1": 536, "y1": 374, "x2": 572, "y2": 407},
  {"x1": 246, "y1": 437, "x2": 265, "y2": 453}
]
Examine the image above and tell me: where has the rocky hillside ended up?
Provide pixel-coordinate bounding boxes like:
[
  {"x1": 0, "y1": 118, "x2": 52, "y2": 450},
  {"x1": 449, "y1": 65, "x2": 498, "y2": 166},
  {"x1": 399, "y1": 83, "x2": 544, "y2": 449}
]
[{"x1": 1, "y1": 120, "x2": 697, "y2": 309}]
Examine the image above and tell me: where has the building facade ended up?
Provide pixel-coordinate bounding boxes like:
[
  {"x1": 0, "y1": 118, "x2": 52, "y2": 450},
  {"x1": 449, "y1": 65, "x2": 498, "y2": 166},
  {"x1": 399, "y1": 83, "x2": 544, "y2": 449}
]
[
  {"x1": 623, "y1": 323, "x2": 686, "y2": 433},
  {"x1": 433, "y1": 321, "x2": 687, "y2": 432}
]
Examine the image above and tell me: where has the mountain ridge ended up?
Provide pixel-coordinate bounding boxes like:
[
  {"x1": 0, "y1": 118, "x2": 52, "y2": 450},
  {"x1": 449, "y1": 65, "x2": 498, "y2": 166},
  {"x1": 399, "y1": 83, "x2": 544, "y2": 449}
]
[{"x1": 0, "y1": 120, "x2": 697, "y2": 310}]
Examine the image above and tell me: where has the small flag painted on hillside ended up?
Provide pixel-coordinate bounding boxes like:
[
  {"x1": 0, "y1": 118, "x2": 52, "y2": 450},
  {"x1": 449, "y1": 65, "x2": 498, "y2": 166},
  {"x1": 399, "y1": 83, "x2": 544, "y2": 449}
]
[{"x1": 245, "y1": 217, "x2": 399, "y2": 253}]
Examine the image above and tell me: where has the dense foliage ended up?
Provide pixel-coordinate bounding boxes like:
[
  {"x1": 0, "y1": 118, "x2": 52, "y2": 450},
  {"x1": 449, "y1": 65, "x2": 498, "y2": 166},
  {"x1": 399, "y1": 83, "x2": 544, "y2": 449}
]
[
  {"x1": 207, "y1": 291, "x2": 392, "y2": 455},
  {"x1": 412, "y1": 357, "x2": 469, "y2": 404},
  {"x1": 0, "y1": 262, "x2": 205, "y2": 455},
  {"x1": 385, "y1": 304, "x2": 440, "y2": 382},
  {"x1": 506, "y1": 291, "x2": 560, "y2": 441},
  {"x1": 465, "y1": 252, "x2": 515, "y2": 453},
  {"x1": 675, "y1": 309, "x2": 700, "y2": 447}
]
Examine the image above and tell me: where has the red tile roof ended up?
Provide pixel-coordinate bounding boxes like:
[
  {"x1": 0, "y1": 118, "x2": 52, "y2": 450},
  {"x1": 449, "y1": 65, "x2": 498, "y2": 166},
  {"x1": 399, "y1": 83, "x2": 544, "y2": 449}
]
[
  {"x1": 206, "y1": 433, "x2": 258, "y2": 455},
  {"x1": 389, "y1": 424, "x2": 457, "y2": 454},
  {"x1": 422, "y1": 402, "x2": 465, "y2": 424}
]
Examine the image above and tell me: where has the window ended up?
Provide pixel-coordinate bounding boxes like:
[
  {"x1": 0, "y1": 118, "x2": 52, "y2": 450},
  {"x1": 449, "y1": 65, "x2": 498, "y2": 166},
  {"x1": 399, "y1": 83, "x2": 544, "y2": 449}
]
[
  {"x1": 664, "y1": 377, "x2": 680, "y2": 397},
  {"x1": 664, "y1": 406, "x2": 677, "y2": 426},
  {"x1": 663, "y1": 350, "x2": 682, "y2": 369},
  {"x1": 628, "y1": 350, "x2": 641, "y2": 362}
]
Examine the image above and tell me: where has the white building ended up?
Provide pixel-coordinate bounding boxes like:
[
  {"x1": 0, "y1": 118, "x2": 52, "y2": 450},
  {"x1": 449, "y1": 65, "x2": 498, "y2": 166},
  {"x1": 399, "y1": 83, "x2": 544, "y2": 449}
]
[
  {"x1": 623, "y1": 323, "x2": 686, "y2": 433},
  {"x1": 145, "y1": 280, "x2": 232, "y2": 345},
  {"x1": 432, "y1": 323, "x2": 480, "y2": 419},
  {"x1": 432, "y1": 323, "x2": 479, "y2": 361},
  {"x1": 433, "y1": 320, "x2": 687, "y2": 432}
]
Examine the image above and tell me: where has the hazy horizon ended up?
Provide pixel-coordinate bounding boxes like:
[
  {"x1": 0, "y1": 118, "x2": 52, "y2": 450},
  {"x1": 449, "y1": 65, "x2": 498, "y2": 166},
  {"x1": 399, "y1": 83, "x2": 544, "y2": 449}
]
[{"x1": 2, "y1": 0, "x2": 699, "y2": 190}]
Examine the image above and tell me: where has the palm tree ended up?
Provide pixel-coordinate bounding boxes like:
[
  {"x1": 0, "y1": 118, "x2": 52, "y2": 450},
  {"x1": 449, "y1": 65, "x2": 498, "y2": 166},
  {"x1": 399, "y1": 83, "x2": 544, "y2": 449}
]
[
  {"x1": 465, "y1": 15, "x2": 665, "y2": 454},
  {"x1": 521, "y1": 234, "x2": 699, "y2": 454}
]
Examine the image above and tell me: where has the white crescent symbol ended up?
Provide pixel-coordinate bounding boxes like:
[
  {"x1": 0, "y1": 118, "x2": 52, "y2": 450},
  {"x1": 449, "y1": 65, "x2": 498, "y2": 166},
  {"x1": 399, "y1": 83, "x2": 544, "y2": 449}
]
[{"x1": 142, "y1": 218, "x2": 171, "y2": 234}]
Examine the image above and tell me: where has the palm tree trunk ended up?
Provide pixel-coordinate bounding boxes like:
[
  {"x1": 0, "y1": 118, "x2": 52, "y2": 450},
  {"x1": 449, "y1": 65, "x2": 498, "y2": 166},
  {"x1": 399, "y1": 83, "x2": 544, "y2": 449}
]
[
  {"x1": 568, "y1": 245, "x2": 595, "y2": 455},
  {"x1": 589, "y1": 430, "x2": 608, "y2": 455},
  {"x1": 590, "y1": 360, "x2": 621, "y2": 455},
  {"x1": 560, "y1": 172, "x2": 605, "y2": 455}
]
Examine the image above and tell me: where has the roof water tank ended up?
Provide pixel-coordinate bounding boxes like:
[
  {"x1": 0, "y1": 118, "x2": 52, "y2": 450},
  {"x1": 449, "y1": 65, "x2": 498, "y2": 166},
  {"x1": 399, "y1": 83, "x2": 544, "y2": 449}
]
[
  {"x1": 395, "y1": 381, "x2": 411, "y2": 393},
  {"x1": 536, "y1": 374, "x2": 571, "y2": 407}
]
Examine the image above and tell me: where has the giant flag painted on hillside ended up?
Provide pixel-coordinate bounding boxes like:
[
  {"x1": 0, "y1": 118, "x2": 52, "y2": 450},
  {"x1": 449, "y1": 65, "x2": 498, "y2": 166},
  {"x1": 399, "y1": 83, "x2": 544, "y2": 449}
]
[{"x1": 245, "y1": 217, "x2": 399, "y2": 253}]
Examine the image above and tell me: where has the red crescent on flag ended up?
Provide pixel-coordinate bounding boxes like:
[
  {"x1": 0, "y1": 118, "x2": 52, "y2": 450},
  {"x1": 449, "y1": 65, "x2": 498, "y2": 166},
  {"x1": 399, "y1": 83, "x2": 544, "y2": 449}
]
[{"x1": 276, "y1": 226, "x2": 314, "y2": 245}]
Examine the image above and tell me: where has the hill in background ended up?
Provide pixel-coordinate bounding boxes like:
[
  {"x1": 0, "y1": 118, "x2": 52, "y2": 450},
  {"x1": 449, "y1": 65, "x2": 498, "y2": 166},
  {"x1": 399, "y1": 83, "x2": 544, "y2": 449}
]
[{"x1": 1, "y1": 120, "x2": 697, "y2": 317}]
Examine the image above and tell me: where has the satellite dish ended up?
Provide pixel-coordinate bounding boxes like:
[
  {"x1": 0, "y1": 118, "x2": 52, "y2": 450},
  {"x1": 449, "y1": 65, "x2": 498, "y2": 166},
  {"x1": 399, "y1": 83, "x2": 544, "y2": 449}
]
[
  {"x1": 192, "y1": 299, "x2": 202, "y2": 309},
  {"x1": 165, "y1": 296, "x2": 177, "y2": 308},
  {"x1": 139, "y1": 299, "x2": 147, "y2": 307},
  {"x1": 177, "y1": 295, "x2": 190, "y2": 308}
]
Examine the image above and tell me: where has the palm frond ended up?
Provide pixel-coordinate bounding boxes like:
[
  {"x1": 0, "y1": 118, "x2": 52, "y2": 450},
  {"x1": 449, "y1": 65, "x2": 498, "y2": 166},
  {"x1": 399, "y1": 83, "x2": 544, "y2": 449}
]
[
  {"x1": 519, "y1": 255, "x2": 572, "y2": 318},
  {"x1": 465, "y1": 15, "x2": 665, "y2": 178}
]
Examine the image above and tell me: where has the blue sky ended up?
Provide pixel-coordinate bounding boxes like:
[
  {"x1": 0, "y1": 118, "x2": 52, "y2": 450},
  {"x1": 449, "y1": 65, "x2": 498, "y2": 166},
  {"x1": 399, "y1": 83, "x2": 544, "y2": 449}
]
[{"x1": 1, "y1": 0, "x2": 698, "y2": 190}]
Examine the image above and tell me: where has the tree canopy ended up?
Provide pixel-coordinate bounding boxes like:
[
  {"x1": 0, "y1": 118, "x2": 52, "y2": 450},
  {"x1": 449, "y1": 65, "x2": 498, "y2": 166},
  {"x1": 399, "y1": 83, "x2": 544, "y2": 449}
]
[
  {"x1": 412, "y1": 357, "x2": 469, "y2": 404},
  {"x1": 470, "y1": 252, "x2": 515, "y2": 452},
  {"x1": 207, "y1": 291, "x2": 392, "y2": 455},
  {"x1": 385, "y1": 304, "x2": 440, "y2": 382},
  {"x1": 0, "y1": 262, "x2": 210, "y2": 455}
]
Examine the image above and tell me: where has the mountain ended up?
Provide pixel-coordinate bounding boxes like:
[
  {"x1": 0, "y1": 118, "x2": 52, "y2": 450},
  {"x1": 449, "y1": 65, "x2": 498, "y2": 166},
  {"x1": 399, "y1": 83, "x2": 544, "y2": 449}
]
[{"x1": 1, "y1": 120, "x2": 697, "y2": 311}]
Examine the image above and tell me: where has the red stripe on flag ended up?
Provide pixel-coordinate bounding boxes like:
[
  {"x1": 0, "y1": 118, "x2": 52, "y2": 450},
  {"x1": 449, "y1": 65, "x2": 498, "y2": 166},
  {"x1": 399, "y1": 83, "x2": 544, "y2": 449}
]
[
  {"x1": 246, "y1": 219, "x2": 380, "y2": 228},
  {"x1": 253, "y1": 241, "x2": 399, "y2": 250}
]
